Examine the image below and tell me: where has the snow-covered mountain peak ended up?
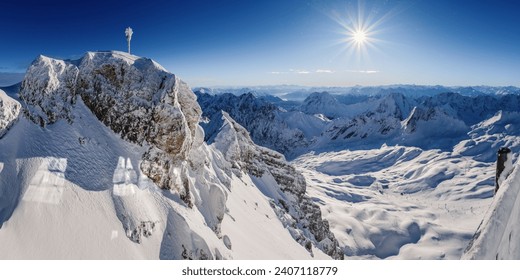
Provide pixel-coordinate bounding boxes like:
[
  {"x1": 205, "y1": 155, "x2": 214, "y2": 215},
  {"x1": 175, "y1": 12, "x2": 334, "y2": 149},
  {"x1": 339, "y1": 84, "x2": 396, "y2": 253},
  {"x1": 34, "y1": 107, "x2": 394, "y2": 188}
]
[
  {"x1": 301, "y1": 92, "x2": 348, "y2": 119},
  {"x1": 375, "y1": 92, "x2": 414, "y2": 120},
  {"x1": 20, "y1": 51, "x2": 202, "y2": 198},
  {"x1": 81, "y1": 51, "x2": 168, "y2": 73}
]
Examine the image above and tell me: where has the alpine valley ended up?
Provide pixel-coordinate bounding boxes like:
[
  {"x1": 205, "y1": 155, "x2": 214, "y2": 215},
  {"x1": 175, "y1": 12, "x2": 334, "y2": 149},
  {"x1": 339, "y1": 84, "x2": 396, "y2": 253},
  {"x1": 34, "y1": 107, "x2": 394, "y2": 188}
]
[{"x1": 1, "y1": 51, "x2": 519, "y2": 259}]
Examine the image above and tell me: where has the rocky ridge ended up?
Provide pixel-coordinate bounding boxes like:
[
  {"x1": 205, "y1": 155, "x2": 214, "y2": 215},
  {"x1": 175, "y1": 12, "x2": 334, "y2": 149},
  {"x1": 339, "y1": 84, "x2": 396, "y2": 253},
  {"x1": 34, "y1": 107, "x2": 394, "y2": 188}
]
[{"x1": 206, "y1": 111, "x2": 344, "y2": 259}]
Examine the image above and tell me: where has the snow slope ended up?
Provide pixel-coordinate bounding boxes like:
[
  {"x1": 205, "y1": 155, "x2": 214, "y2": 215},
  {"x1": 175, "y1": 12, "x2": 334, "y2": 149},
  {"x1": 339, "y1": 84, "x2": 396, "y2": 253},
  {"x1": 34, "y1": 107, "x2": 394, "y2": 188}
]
[
  {"x1": 0, "y1": 51, "x2": 339, "y2": 259},
  {"x1": 462, "y1": 158, "x2": 519, "y2": 259}
]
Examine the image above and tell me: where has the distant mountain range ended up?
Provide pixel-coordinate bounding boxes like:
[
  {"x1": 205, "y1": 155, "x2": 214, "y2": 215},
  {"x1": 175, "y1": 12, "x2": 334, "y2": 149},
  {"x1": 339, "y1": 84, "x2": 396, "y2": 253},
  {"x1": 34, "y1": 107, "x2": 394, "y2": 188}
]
[
  {"x1": 193, "y1": 84, "x2": 520, "y2": 101},
  {"x1": 196, "y1": 89, "x2": 520, "y2": 160}
]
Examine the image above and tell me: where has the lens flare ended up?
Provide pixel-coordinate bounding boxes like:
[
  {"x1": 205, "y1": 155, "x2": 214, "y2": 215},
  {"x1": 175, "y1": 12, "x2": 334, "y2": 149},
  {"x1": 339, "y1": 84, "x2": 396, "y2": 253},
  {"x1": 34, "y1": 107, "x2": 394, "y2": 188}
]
[{"x1": 329, "y1": 1, "x2": 393, "y2": 61}]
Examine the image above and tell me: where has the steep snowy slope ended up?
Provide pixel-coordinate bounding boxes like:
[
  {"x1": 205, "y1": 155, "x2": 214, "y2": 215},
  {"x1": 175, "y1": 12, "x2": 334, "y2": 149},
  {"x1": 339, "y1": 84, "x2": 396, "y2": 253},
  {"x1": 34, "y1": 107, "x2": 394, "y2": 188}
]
[
  {"x1": 206, "y1": 111, "x2": 343, "y2": 259},
  {"x1": 0, "y1": 51, "x2": 339, "y2": 259},
  {"x1": 463, "y1": 159, "x2": 519, "y2": 259}
]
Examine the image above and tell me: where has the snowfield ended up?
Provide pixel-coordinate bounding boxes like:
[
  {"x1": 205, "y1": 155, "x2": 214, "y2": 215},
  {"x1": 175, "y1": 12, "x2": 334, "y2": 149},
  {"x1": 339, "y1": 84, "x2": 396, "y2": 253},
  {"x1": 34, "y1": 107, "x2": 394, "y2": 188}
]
[{"x1": 293, "y1": 146, "x2": 494, "y2": 259}]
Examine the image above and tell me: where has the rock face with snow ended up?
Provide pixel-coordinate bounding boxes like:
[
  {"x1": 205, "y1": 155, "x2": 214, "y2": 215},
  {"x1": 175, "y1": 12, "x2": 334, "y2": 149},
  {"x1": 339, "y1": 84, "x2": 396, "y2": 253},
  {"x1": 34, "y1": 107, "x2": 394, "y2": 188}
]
[
  {"x1": 20, "y1": 52, "x2": 202, "y2": 203},
  {"x1": 206, "y1": 111, "x2": 343, "y2": 259},
  {"x1": 402, "y1": 106, "x2": 468, "y2": 135},
  {"x1": 0, "y1": 90, "x2": 20, "y2": 138},
  {"x1": 318, "y1": 92, "x2": 413, "y2": 148},
  {"x1": 19, "y1": 56, "x2": 79, "y2": 125}
]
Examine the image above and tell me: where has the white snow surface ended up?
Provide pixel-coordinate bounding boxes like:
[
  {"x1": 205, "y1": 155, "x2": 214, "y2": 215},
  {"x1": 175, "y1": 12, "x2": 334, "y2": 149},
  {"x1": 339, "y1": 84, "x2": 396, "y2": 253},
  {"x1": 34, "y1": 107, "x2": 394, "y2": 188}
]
[{"x1": 293, "y1": 145, "x2": 495, "y2": 259}]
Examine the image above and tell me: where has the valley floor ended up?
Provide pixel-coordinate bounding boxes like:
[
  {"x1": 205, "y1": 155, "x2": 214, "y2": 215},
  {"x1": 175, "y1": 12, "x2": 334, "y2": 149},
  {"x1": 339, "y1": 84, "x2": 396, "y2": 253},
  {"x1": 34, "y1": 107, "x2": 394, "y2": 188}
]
[{"x1": 293, "y1": 145, "x2": 494, "y2": 259}]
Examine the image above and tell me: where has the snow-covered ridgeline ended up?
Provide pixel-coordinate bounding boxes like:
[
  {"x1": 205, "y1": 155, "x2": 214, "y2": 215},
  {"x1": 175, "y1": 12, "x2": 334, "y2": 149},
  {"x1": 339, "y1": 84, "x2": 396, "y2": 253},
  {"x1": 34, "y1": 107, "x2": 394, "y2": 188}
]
[
  {"x1": 206, "y1": 111, "x2": 343, "y2": 259},
  {"x1": 199, "y1": 89, "x2": 520, "y2": 159}
]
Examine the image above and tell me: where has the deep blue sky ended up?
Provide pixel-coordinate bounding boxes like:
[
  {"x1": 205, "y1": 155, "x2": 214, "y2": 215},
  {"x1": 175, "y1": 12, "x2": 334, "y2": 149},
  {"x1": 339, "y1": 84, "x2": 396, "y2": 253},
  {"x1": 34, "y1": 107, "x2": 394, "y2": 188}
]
[{"x1": 1, "y1": 0, "x2": 519, "y2": 87}]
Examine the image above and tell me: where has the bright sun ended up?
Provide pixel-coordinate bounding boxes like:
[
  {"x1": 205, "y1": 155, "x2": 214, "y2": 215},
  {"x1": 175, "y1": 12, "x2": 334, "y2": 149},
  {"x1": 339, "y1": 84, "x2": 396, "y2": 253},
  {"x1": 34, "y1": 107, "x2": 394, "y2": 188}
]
[
  {"x1": 330, "y1": 1, "x2": 388, "y2": 58},
  {"x1": 352, "y1": 29, "x2": 367, "y2": 45}
]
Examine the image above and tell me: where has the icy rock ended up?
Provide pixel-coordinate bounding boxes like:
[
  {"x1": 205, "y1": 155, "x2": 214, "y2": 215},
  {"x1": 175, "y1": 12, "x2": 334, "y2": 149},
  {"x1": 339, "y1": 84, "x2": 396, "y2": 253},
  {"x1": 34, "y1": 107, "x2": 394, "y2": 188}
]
[
  {"x1": 223, "y1": 235, "x2": 232, "y2": 249},
  {"x1": 0, "y1": 90, "x2": 21, "y2": 138},
  {"x1": 20, "y1": 55, "x2": 79, "y2": 125}
]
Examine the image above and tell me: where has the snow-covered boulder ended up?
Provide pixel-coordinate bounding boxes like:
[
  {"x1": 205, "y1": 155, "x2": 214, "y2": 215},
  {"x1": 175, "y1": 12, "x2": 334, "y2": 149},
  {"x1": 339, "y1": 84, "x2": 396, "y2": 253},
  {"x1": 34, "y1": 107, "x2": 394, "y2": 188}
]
[
  {"x1": 20, "y1": 55, "x2": 79, "y2": 125},
  {"x1": 0, "y1": 90, "x2": 20, "y2": 138}
]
